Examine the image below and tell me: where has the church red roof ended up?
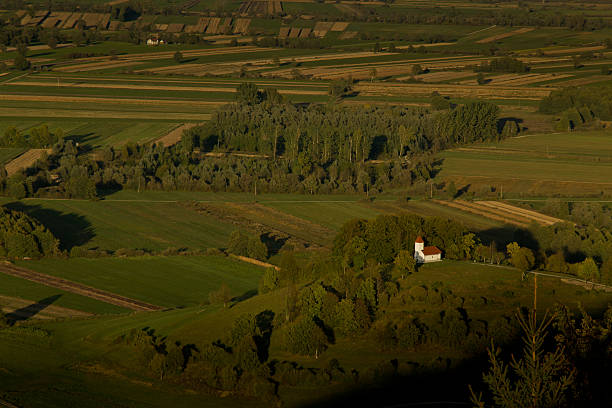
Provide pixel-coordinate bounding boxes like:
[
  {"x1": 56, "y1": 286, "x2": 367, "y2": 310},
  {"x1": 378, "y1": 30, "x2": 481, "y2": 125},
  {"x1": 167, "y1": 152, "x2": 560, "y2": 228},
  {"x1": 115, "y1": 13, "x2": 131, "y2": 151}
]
[
  {"x1": 422, "y1": 246, "x2": 442, "y2": 255},
  {"x1": 415, "y1": 236, "x2": 424, "y2": 243}
]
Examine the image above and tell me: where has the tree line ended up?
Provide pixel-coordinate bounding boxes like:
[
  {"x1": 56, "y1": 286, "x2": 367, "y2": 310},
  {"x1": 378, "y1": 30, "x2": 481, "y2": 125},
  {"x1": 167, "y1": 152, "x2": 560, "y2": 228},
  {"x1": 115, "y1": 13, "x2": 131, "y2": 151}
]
[
  {"x1": 0, "y1": 96, "x2": 505, "y2": 199},
  {"x1": 539, "y1": 83, "x2": 612, "y2": 121}
]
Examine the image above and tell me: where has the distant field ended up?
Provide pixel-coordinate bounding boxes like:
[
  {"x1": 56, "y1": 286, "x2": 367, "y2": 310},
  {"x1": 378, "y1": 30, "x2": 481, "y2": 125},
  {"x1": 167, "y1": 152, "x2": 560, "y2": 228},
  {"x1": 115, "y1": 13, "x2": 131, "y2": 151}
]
[
  {"x1": 438, "y1": 130, "x2": 612, "y2": 190},
  {"x1": 3, "y1": 199, "x2": 237, "y2": 251},
  {"x1": 17, "y1": 255, "x2": 265, "y2": 308}
]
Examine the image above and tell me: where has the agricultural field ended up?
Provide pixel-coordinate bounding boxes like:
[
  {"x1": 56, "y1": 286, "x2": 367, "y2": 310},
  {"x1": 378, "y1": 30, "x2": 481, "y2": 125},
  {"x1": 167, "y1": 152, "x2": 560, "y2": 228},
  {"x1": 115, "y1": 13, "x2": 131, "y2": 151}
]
[
  {"x1": 2, "y1": 2, "x2": 612, "y2": 407},
  {"x1": 437, "y1": 130, "x2": 612, "y2": 197}
]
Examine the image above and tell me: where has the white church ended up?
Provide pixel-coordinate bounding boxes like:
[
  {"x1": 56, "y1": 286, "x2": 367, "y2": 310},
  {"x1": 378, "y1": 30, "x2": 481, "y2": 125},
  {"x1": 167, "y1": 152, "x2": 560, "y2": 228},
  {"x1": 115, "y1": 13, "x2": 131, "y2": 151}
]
[{"x1": 414, "y1": 236, "x2": 442, "y2": 263}]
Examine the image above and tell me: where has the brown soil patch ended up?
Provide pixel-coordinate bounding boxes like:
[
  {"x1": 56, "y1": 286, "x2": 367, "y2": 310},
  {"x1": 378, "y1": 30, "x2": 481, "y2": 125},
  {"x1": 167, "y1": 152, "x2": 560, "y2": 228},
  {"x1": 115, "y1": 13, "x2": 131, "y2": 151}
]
[
  {"x1": 5, "y1": 149, "x2": 50, "y2": 176},
  {"x1": 155, "y1": 123, "x2": 202, "y2": 147},
  {"x1": 0, "y1": 262, "x2": 162, "y2": 311},
  {"x1": 330, "y1": 21, "x2": 349, "y2": 31}
]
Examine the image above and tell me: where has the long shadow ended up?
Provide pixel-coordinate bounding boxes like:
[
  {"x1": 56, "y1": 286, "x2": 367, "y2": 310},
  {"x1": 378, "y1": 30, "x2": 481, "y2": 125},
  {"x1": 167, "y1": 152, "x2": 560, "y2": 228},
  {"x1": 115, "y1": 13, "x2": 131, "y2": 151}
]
[
  {"x1": 3, "y1": 202, "x2": 95, "y2": 250},
  {"x1": 5, "y1": 294, "x2": 62, "y2": 324}
]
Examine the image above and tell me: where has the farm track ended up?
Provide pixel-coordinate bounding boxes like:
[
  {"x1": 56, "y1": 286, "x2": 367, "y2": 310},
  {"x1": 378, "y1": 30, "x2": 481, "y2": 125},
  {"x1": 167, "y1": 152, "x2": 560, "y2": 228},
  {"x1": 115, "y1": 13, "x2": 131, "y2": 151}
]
[{"x1": 0, "y1": 262, "x2": 162, "y2": 312}]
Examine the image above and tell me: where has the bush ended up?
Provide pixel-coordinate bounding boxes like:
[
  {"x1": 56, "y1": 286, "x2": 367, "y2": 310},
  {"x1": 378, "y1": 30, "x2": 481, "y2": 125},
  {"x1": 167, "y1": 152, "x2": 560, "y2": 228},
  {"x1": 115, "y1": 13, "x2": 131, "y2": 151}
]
[
  {"x1": 409, "y1": 285, "x2": 428, "y2": 301},
  {"x1": 258, "y1": 267, "x2": 280, "y2": 294}
]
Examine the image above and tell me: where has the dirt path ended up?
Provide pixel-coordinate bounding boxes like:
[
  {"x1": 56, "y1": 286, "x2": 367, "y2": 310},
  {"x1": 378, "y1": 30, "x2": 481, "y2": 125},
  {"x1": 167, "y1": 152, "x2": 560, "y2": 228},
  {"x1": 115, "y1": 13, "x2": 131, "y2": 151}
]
[
  {"x1": 0, "y1": 294, "x2": 92, "y2": 320},
  {"x1": 0, "y1": 262, "x2": 162, "y2": 312},
  {"x1": 5, "y1": 149, "x2": 51, "y2": 176}
]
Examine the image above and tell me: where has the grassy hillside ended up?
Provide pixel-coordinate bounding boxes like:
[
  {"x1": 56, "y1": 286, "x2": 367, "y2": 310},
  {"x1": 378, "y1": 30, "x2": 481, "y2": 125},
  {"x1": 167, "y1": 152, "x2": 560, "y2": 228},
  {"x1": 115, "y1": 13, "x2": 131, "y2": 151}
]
[{"x1": 0, "y1": 260, "x2": 610, "y2": 407}]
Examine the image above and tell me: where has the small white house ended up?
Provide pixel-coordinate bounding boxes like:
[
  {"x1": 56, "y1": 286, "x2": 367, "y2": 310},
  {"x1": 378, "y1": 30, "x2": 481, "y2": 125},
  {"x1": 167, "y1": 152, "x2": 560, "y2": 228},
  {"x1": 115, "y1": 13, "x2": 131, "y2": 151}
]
[
  {"x1": 146, "y1": 38, "x2": 165, "y2": 46},
  {"x1": 414, "y1": 236, "x2": 442, "y2": 264}
]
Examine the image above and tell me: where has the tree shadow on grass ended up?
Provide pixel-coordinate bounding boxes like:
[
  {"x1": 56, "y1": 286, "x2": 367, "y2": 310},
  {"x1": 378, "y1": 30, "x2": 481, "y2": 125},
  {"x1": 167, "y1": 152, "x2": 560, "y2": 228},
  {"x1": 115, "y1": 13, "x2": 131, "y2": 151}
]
[
  {"x1": 3, "y1": 202, "x2": 95, "y2": 251},
  {"x1": 5, "y1": 294, "x2": 61, "y2": 325}
]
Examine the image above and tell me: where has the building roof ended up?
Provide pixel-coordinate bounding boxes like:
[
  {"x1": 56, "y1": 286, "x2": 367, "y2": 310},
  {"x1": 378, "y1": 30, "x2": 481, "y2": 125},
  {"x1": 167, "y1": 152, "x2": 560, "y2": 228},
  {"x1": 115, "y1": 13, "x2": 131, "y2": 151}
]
[
  {"x1": 422, "y1": 246, "x2": 442, "y2": 256},
  {"x1": 415, "y1": 236, "x2": 424, "y2": 243}
]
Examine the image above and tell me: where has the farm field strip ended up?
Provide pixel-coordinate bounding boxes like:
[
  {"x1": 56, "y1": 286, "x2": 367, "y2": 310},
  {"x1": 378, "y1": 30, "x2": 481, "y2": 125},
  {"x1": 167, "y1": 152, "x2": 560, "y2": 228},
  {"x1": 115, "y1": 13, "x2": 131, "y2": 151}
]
[
  {"x1": 154, "y1": 123, "x2": 202, "y2": 147},
  {"x1": 433, "y1": 200, "x2": 530, "y2": 227},
  {"x1": 355, "y1": 82, "x2": 554, "y2": 99},
  {"x1": 476, "y1": 27, "x2": 534, "y2": 44},
  {"x1": 5, "y1": 149, "x2": 50, "y2": 176},
  {"x1": 6, "y1": 80, "x2": 327, "y2": 96},
  {"x1": 52, "y1": 45, "x2": 275, "y2": 66},
  {"x1": 0, "y1": 262, "x2": 162, "y2": 311},
  {"x1": 0, "y1": 93, "x2": 226, "y2": 108},
  {"x1": 32, "y1": 73, "x2": 330, "y2": 88},
  {"x1": 477, "y1": 201, "x2": 563, "y2": 225},
  {"x1": 0, "y1": 107, "x2": 212, "y2": 121}
]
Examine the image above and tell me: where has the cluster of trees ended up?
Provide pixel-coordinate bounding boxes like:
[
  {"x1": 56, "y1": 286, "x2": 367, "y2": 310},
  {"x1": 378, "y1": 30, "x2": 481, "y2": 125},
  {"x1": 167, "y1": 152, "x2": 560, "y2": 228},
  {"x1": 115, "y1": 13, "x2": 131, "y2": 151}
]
[
  {"x1": 0, "y1": 207, "x2": 60, "y2": 259},
  {"x1": 0, "y1": 125, "x2": 63, "y2": 148},
  {"x1": 475, "y1": 56, "x2": 529, "y2": 73},
  {"x1": 2, "y1": 96, "x2": 504, "y2": 199},
  {"x1": 189, "y1": 95, "x2": 501, "y2": 165},
  {"x1": 541, "y1": 200, "x2": 612, "y2": 230},
  {"x1": 0, "y1": 138, "x2": 437, "y2": 198},
  {"x1": 539, "y1": 83, "x2": 612, "y2": 121},
  {"x1": 226, "y1": 230, "x2": 269, "y2": 261}
]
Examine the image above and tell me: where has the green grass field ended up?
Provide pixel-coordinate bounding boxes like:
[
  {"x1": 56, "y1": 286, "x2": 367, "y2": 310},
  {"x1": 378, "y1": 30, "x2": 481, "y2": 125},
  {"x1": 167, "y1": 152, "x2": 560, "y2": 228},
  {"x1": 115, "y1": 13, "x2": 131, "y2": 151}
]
[
  {"x1": 438, "y1": 130, "x2": 612, "y2": 185},
  {"x1": 16, "y1": 255, "x2": 265, "y2": 308},
  {"x1": 3, "y1": 199, "x2": 237, "y2": 251}
]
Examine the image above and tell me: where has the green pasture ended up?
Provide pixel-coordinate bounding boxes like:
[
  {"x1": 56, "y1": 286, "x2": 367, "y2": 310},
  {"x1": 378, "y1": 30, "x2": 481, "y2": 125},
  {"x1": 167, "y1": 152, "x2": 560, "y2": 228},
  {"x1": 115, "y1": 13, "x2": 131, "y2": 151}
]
[
  {"x1": 2, "y1": 198, "x2": 237, "y2": 251},
  {"x1": 17, "y1": 255, "x2": 264, "y2": 308}
]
